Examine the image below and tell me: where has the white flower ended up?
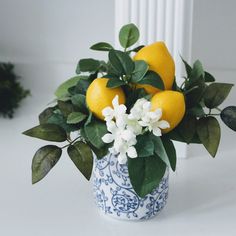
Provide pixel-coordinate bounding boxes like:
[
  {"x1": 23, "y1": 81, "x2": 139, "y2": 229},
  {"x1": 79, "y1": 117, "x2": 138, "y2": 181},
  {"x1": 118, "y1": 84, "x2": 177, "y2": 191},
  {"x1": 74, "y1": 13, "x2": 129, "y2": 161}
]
[
  {"x1": 139, "y1": 108, "x2": 170, "y2": 136},
  {"x1": 102, "y1": 120, "x2": 137, "y2": 164},
  {"x1": 102, "y1": 95, "x2": 127, "y2": 122},
  {"x1": 101, "y1": 96, "x2": 169, "y2": 164}
]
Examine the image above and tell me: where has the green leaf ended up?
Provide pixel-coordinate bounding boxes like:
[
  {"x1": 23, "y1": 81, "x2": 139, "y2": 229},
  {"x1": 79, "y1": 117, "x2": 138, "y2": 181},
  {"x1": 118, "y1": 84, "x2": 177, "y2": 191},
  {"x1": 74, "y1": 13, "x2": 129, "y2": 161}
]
[
  {"x1": 90, "y1": 42, "x2": 113, "y2": 51},
  {"x1": 125, "y1": 87, "x2": 148, "y2": 111},
  {"x1": 187, "y1": 105, "x2": 205, "y2": 118},
  {"x1": 108, "y1": 50, "x2": 134, "y2": 75},
  {"x1": 181, "y1": 56, "x2": 192, "y2": 78},
  {"x1": 54, "y1": 76, "x2": 81, "y2": 98},
  {"x1": 47, "y1": 111, "x2": 77, "y2": 132},
  {"x1": 196, "y1": 116, "x2": 221, "y2": 157},
  {"x1": 131, "y1": 60, "x2": 149, "y2": 83},
  {"x1": 204, "y1": 71, "x2": 215, "y2": 82},
  {"x1": 191, "y1": 60, "x2": 205, "y2": 79},
  {"x1": 23, "y1": 124, "x2": 67, "y2": 142},
  {"x1": 76, "y1": 58, "x2": 100, "y2": 74},
  {"x1": 57, "y1": 100, "x2": 75, "y2": 117},
  {"x1": 68, "y1": 79, "x2": 90, "y2": 96},
  {"x1": 172, "y1": 78, "x2": 181, "y2": 92},
  {"x1": 85, "y1": 111, "x2": 93, "y2": 126},
  {"x1": 39, "y1": 107, "x2": 55, "y2": 124},
  {"x1": 128, "y1": 45, "x2": 144, "y2": 53},
  {"x1": 138, "y1": 70, "x2": 164, "y2": 90},
  {"x1": 71, "y1": 94, "x2": 87, "y2": 113},
  {"x1": 128, "y1": 155, "x2": 166, "y2": 198},
  {"x1": 152, "y1": 136, "x2": 176, "y2": 171},
  {"x1": 135, "y1": 133, "x2": 154, "y2": 157},
  {"x1": 161, "y1": 137, "x2": 176, "y2": 171},
  {"x1": 119, "y1": 23, "x2": 139, "y2": 49},
  {"x1": 106, "y1": 78, "x2": 126, "y2": 88},
  {"x1": 185, "y1": 83, "x2": 206, "y2": 108},
  {"x1": 67, "y1": 141, "x2": 93, "y2": 180},
  {"x1": 32, "y1": 145, "x2": 62, "y2": 184},
  {"x1": 67, "y1": 112, "x2": 87, "y2": 124},
  {"x1": 80, "y1": 127, "x2": 109, "y2": 158},
  {"x1": 204, "y1": 83, "x2": 234, "y2": 109},
  {"x1": 220, "y1": 106, "x2": 236, "y2": 131},
  {"x1": 177, "y1": 115, "x2": 197, "y2": 144},
  {"x1": 84, "y1": 120, "x2": 107, "y2": 149}
]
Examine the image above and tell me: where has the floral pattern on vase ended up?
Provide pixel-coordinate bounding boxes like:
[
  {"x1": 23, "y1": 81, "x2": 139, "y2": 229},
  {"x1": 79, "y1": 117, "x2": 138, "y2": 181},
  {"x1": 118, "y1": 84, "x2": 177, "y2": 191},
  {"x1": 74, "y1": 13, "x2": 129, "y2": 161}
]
[{"x1": 92, "y1": 153, "x2": 169, "y2": 220}]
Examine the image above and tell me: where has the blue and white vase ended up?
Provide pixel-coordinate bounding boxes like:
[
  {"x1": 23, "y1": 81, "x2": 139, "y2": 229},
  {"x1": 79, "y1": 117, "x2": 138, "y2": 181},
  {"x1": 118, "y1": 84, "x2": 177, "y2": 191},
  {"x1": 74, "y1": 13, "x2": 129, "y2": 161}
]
[{"x1": 92, "y1": 153, "x2": 169, "y2": 220}]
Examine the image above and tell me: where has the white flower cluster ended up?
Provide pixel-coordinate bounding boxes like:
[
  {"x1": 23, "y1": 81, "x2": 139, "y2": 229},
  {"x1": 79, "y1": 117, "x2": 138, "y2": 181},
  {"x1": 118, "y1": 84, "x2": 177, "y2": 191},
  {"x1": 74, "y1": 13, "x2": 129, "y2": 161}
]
[{"x1": 102, "y1": 95, "x2": 170, "y2": 164}]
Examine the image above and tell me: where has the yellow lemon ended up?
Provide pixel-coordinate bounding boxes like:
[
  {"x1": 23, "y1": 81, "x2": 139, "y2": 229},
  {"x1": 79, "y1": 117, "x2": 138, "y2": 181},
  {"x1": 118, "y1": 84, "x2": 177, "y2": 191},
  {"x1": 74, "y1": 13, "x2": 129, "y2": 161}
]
[
  {"x1": 86, "y1": 78, "x2": 125, "y2": 120},
  {"x1": 134, "y1": 42, "x2": 175, "y2": 95},
  {"x1": 151, "y1": 91, "x2": 185, "y2": 133}
]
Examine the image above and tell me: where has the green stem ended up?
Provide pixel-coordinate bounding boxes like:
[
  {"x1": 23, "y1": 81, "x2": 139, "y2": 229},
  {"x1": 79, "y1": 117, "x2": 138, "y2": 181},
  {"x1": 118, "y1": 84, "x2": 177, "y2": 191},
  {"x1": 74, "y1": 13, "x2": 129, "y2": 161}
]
[
  {"x1": 215, "y1": 107, "x2": 222, "y2": 112},
  {"x1": 184, "y1": 85, "x2": 198, "y2": 95},
  {"x1": 61, "y1": 136, "x2": 81, "y2": 149}
]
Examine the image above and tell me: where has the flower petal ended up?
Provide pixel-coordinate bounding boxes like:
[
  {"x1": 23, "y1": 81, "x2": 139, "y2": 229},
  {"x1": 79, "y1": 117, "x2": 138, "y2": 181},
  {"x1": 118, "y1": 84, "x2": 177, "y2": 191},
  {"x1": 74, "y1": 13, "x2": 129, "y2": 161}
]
[
  {"x1": 127, "y1": 146, "x2": 137, "y2": 158},
  {"x1": 102, "y1": 133, "x2": 114, "y2": 143},
  {"x1": 102, "y1": 107, "x2": 114, "y2": 117},
  {"x1": 112, "y1": 95, "x2": 119, "y2": 108},
  {"x1": 117, "y1": 153, "x2": 127, "y2": 164},
  {"x1": 153, "y1": 127, "x2": 162, "y2": 136},
  {"x1": 106, "y1": 121, "x2": 117, "y2": 133},
  {"x1": 159, "y1": 120, "x2": 170, "y2": 129},
  {"x1": 116, "y1": 104, "x2": 127, "y2": 114}
]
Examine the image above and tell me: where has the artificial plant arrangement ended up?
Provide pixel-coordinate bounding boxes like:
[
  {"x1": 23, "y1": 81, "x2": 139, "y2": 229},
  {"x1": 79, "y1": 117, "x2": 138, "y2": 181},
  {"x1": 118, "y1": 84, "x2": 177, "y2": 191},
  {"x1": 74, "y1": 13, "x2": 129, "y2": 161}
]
[
  {"x1": 23, "y1": 24, "x2": 236, "y2": 218},
  {"x1": 0, "y1": 63, "x2": 30, "y2": 118}
]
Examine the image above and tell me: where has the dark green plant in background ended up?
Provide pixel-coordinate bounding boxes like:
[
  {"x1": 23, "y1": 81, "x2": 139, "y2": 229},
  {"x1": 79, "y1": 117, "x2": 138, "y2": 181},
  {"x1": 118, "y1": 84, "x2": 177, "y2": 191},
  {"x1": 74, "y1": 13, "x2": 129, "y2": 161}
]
[{"x1": 0, "y1": 63, "x2": 30, "y2": 118}]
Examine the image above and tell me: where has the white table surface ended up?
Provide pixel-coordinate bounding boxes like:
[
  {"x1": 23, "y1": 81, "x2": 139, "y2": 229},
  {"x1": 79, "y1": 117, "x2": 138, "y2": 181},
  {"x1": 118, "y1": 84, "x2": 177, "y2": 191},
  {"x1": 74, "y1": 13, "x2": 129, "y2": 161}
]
[{"x1": 1, "y1": 103, "x2": 236, "y2": 236}]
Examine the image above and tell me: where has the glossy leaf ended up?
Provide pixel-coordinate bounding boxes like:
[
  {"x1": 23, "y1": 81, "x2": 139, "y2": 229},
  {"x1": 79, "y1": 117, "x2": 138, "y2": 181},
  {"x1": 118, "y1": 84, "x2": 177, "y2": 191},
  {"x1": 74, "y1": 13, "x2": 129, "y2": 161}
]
[
  {"x1": 71, "y1": 94, "x2": 87, "y2": 113},
  {"x1": 84, "y1": 120, "x2": 107, "y2": 149},
  {"x1": 90, "y1": 42, "x2": 113, "y2": 51},
  {"x1": 161, "y1": 137, "x2": 177, "y2": 171},
  {"x1": 57, "y1": 100, "x2": 75, "y2": 117},
  {"x1": 32, "y1": 145, "x2": 62, "y2": 184},
  {"x1": 39, "y1": 107, "x2": 54, "y2": 124},
  {"x1": 204, "y1": 83, "x2": 234, "y2": 108},
  {"x1": 204, "y1": 71, "x2": 215, "y2": 82},
  {"x1": 220, "y1": 106, "x2": 236, "y2": 131},
  {"x1": 177, "y1": 115, "x2": 197, "y2": 144},
  {"x1": 54, "y1": 76, "x2": 81, "y2": 98},
  {"x1": 23, "y1": 124, "x2": 67, "y2": 142},
  {"x1": 119, "y1": 23, "x2": 139, "y2": 49},
  {"x1": 76, "y1": 58, "x2": 100, "y2": 74},
  {"x1": 108, "y1": 50, "x2": 134, "y2": 75},
  {"x1": 68, "y1": 79, "x2": 90, "y2": 96},
  {"x1": 138, "y1": 71, "x2": 164, "y2": 90},
  {"x1": 128, "y1": 155, "x2": 166, "y2": 198},
  {"x1": 106, "y1": 78, "x2": 126, "y2": 88},
  {"x1": 152, "y1": 136, "x2": 176, "y2": 171},
  {"x1": 47, "y1": 112, "x2": 77, "y2": 132},
  {"x1": 135, "y1": 133, "x2": 154, "y2": 157},
  {"x1": 191, "y1": 60, "x2": 205, "y2": 79},
  {"x1": 131, "y1": 60, "x2": 149, "y2": 83},
  {"x1": 67, "y1": 112, "x2": 87, "y2": 124},
  {"x1": 128, "y1": 45, "x2": 144, "y2": 53},
  {"x1": 181, "y1": 56, "x2": 192, "y2": 78},
  {"x1": 197, "y1": 116, "x2": 221, "y2": 157},
  {"x1": 67, "y1": 141, "x2": 93, "y2": 180}
]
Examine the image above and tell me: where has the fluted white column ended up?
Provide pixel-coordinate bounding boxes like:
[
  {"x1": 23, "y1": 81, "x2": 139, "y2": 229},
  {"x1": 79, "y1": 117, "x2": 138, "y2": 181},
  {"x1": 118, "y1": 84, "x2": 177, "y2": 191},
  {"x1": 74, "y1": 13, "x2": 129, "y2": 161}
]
[
  {"x1": 115, "y1": 0, "x2": 194, "y2": 158},
  {"x1": 115, "y1": 0, "x2": 193, "y2": 81}
]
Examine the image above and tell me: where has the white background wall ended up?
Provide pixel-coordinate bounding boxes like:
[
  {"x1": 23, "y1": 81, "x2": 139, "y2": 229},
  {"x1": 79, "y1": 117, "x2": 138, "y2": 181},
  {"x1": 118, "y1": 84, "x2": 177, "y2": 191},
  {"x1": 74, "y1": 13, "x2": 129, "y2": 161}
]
[{"x1": 0, "y1": 0, "x2": 114, "y2": 113}]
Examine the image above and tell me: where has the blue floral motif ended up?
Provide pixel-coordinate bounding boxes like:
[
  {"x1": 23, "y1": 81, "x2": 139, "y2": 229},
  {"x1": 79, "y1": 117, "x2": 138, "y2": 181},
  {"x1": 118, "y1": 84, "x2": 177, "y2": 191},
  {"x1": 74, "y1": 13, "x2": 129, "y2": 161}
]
[{"x1": 93, "y1": 153, "x2": 169, "y2": 220}]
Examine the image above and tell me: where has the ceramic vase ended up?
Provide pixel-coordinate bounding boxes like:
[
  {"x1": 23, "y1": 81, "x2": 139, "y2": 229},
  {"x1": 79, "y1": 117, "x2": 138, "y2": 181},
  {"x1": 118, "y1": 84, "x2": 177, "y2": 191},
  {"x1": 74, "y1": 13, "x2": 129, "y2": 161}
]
[{"x1": 92, "y1": 153, "x2": 169, "y2": 220}]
